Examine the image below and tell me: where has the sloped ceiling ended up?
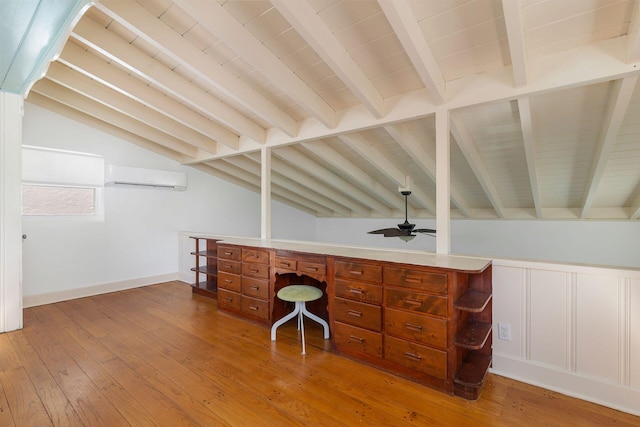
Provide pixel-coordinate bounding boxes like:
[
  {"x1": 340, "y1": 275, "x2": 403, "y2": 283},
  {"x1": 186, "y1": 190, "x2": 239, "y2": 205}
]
[{"x1": 21, "y1": 0, "x2": 640, "y2": 220}]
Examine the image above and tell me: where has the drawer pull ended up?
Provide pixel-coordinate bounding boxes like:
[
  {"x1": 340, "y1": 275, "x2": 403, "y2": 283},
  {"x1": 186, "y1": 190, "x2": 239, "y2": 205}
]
[
  {"x1": 224, "y1": 279, "x2": 233, "y2": 283},
  {"x1": 349, "y1": 335, "x2": 364, "y2": 343},
  {"x1": 224, "y1": 264, "x2": 233, "y2": 269},
  {"x1": 404, "y1": 352, "x2": 423, "y2": 361},
  {"x1": 249, "y1": 285, "x2": 259, "y2": 290},
  {"x1": 248, "y1": 305, "x2": 259, "y2": 311},
  {"x1": 405, "y1": 323, "x2": 423, "y2": 332},
  {"x1": 249, "y1": 268, "x2": 259, "y2": 273},
  {"x1": 348, "y1": 288, "x2": 363, "y2": 295},
  {"x1": 406, "y1": 275, "x2": 423, "y2": 284},
  {"x1": 348, "y1": 309, "x2": 362, "y2": 318},
  {"x1": 306, "y1": 266, "x2": 318, "y2": 272},
  {"x1": 223, "y1": 251, "x2": 232, "y2": 256},
  {"x1": 404, "y1": 298, "x2": 423, "y2": 307},
  {"x1": 223, "y1": 297, "x2": 233, "y2": 302},
  {"x1": 280, "y1": 261, "x2": 291, "y2": 267},
  {"x1": 250, "y1": 255, "x2": 259, "y2": 259},
  {"x1": 349, "y1": 270, "x2": 363, "y2": 276}
]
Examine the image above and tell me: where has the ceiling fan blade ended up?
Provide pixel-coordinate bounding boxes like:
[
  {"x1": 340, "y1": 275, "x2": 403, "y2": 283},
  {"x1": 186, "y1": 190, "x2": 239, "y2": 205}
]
[
  {"x1": 367, "y1": 228, "x2": 397, "y2": 234},
  {"x1": 414, "y1": 228, "x2": 436, "y2": 234},
  {"x1": 368, "y1": 228, "x2": 411, "y2": 237}
]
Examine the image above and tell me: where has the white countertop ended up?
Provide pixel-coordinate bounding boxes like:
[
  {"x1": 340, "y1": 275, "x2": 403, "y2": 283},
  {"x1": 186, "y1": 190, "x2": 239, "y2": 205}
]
[{"x1": 182, "y1": 232, "x2": 491, "y2": 273}]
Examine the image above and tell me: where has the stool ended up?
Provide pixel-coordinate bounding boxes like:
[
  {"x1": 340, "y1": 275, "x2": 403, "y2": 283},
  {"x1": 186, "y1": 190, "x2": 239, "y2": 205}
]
[{"x1": 270, "y1": 285, "x2": 330, "y2": 355}]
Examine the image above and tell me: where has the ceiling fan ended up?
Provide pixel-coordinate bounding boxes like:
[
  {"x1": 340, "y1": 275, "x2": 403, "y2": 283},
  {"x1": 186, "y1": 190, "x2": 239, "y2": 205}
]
[{"x1": 368, "y1": 191, "x2": 436, "y2": 242}]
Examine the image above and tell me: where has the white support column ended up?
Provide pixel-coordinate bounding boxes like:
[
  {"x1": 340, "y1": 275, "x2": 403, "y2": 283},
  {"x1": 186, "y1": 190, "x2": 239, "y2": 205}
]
[
  {"x1": 260, "y1": 146, "x2": 271, "y2": 240},
  {"x1": 0, "y1": 92, "x2": 24, "y2": 332},
  {"x1": 435, "y1": 108, "x2": 450, "y2": 255}
]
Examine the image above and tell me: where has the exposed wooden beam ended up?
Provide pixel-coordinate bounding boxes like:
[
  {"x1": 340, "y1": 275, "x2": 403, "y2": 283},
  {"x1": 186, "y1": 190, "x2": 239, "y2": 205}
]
[
  {"x1": 337, "y1": 133, "x2": 436, "y2": 214},
  {"x1": 264, "y1": 155, "x2": 355, "y2": 216},
  {"x1": 174, "y1": 0, "x2": 336, "y2": 129},
  {"x1": 224, "y1": 156, "x2": 334, "y2": 217},
  {"x1": 46, "y1": 62, "x2": 218, "y2": 154},
  {"x1": 384, "y1": 124, "x2": 471, "y2": 217},
  {"x1": 94, "y1": 0, "x2": 298, "y2": 137},
  {"x1": 26, "y1": 93, "x2": 186, "y2": 163},
  {"x1": 628, "y1": 0, "x2": 640, "y2": 62},
  {"x1": 300, "y1": 141, "x2": 406, "y2": 214},
  {"x1": 517, "y1": 97, "x2": 541, "y2": 218},
  {"x1": 271, "y1": 0, "x2": 384, "y2": 118},
  {"x1": 502, "y1": 0, "x2": 528, "y2": 86},
  {"x1": 194, "y1": 162, "x2": 261, "y2": 194},
  {"x1": 450, "y1": 115, "x2": 505, "y2": 218},
  {"x1": 32, "y1": 79, "x2": 199, "y2": 159},
  {"x1": 196, "y1": 35, "x2": 640, "y2": 160},
  {"x1": 71, "y1": 18, "x2": 265, "y2": 144},
  {"x1": 58, "y1": 43, "x2": 239, "y2": 150},
  {"x1": 275, "y1": 147, "x2": 382, "y2": 216},
  {"x1": 377, "y1": 0, "x2": 445, "y2": 104},
  {"x1": 581, "y1": 76, "x2": 638, "y2": 218}
]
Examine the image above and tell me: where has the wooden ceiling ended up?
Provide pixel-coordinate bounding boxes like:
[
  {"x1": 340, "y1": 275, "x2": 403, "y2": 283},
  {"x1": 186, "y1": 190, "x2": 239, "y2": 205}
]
[{"x1": 27, "y1": 0, "x2": 640, "y2": 220}]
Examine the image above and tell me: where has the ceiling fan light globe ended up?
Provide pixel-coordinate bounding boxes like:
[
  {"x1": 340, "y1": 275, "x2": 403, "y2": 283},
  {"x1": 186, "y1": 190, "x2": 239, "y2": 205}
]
[{"x1": 398, "y1": 234, "x2": 416, "y2": 242}]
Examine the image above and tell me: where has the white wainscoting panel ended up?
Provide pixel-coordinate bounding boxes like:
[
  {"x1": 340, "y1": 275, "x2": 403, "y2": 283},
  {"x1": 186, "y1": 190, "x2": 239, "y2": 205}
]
[
  {"x1": 492, "y1": 266, "x2": 525, "y2": 357},
  {"x1": 631, "y1": 278, "x2": 640, "y2": 388},
  {"x1": 576, "y1": 273, "x2": 620, "y2": 382},
  {"x1": 492, "y1": 259, "x2": 640, "y2": 416},
  {"x1": 529, "y1": 269, "x2": 570, "y2": 370}
]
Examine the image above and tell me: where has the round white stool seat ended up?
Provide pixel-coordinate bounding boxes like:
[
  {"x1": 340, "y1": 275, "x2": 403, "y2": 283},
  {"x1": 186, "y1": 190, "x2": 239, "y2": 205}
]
[
  {"x1": 277, "y1": 285, "x2": 322, "y2": 302},
  {"x1": 271, "y1": 285, "x2": 330, "y2": 355}
]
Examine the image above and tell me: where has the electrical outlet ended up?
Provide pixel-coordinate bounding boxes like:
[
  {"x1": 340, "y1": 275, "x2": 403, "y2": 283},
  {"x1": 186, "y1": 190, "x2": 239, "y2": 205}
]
[{"x1": 498, "y1": 322, "x2": 511, "y2": 341}]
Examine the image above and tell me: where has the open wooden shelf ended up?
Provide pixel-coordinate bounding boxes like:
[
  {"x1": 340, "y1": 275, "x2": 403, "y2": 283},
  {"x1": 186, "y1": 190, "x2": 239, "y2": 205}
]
[
  {"x1": 454, "y1": 352, "x2": 492, "y2": 399},
  {"x1": 454, "y1": 289, "x2": 492, "y2": 313},
  {"x1": 191, "y1": 250, "x2": 218, "y2": 258},
  {"x1": 454, "y1": 321, "x2": 492, "y2": 350},
  {"x1": 192, "y1": 265, "x2": 217, "y2": 275},
  {"x1": 190, "y1": 237, "x2": 219, "y2": 299}
]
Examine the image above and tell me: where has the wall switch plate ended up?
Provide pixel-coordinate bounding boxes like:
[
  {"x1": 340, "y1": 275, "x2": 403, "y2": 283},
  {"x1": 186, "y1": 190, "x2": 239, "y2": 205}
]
[{"x1": 498, "y1": 322, "x2": 511, "y2": 341}]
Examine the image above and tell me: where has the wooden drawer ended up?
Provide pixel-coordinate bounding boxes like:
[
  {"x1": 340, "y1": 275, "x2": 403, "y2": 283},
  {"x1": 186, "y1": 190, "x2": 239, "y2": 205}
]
[
  {"x1": 218, "y1": 289, "x2": 241, "y2": 311},
  {"x1": 384, "y1": 335, "x2": 447, "y2": 380},
  {"x1": 383, "y1": 267, "x2": 447, "y2": 294},
  {"x1": 241, "y1": 296, "x2": 269, "y2": 320},
  {"x1": 218, "y1": 259, "x2": 241, "y2": 275},
  {"x1": 333, "y1": 297, "x2": 382, "y2": 331},
  {"x1": 335, "y1": 260, "x2": 382, "y2": 283},
  {"x1": 384, "y1": 307, "x2": 447, "y2": 349},
  {"x1": 299, "y1": 261, "x2": 326, "y2": 277},
  {"x1": 274, "y1": 257, "x2": 297, "y2": 271},
  {"x1": 242, "y1": 249, "x2": 269, "y2": 264},
  {"x1": 242, "y1": 262, "x2": 269, "y2": 279},
  {"x1": 242, "y1": 277, "x2": 269, "y2": 300},
  {"x1": 385, "y1": 287, "x2": 447, "y2": 317},
  {"x1": 218, "y1": 271, "x2": 241, "y2": 293},
  {"x1": 218, "y1": 246, "x2": 241, "y2": 261},
  {"x1": 334, "y1": 322, "x2": 382, "y2": 358},
  {"x1": 334, "y1": 279, "x2": 382, "y2": 304}
]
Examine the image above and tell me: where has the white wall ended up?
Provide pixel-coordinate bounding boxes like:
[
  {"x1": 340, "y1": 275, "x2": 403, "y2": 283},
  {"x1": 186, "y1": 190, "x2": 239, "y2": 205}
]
[
  {"x1": 492, "y1": 258, "x2": 640, "y2": 416},
  {"x1": 316, "y1": 217, "x2": 640, "y2": 269},
  {"x1": 21, "y1": 103, "x2": 314, "y2": 304}
]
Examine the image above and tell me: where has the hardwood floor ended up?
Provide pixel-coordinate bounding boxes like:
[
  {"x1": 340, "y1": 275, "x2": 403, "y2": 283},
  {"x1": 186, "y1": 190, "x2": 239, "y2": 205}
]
[{"x1": 1, "y1": 281, "x2": 639, "y2": 426}]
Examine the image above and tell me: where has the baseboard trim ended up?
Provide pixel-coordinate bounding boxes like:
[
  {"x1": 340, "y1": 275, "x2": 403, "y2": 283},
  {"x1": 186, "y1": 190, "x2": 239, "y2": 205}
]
[
  {"x1": 491, "y1": 353, "x2": 640, "y2": 416},
  {"x1": 23, "y1": 273, "x2": 180, "y2": 308}
]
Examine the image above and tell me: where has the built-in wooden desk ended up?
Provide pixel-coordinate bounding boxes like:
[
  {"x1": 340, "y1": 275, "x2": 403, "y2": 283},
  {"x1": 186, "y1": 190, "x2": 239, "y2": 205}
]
[{"x1": 187, "y1": 234, "x2": 492, "y2": 400}]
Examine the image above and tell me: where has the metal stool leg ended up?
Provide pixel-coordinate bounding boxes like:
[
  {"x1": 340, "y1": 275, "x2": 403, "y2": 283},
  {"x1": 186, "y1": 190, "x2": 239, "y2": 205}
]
[
  {"x1": 299, "y1": 302, "x2": 306, "y2": 355},
  {"x1": 301, "y1": 303, "x2": 331, "y2": 339},
  {"x1": 270, "y1": 302, "x2": 301, "y2": 341}
]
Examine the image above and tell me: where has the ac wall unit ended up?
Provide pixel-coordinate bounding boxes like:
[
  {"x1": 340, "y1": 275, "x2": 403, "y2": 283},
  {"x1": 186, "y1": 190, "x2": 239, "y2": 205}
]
[{"x1": 104, "y1": 165, "x2": 187, "y2": 191}]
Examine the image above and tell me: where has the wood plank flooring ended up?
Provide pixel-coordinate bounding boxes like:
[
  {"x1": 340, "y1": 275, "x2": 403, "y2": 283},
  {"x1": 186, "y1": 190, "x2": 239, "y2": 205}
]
[{"x1": 1, "y1": 281, "x2": 639, "y2": 426}]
